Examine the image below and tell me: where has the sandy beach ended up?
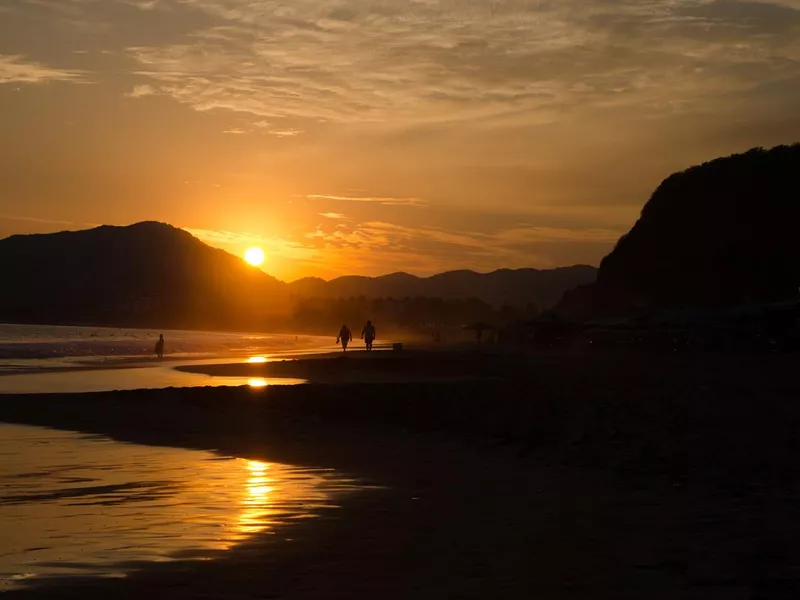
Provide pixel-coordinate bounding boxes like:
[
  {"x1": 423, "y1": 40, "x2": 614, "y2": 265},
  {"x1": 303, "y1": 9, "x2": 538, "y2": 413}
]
[{"x1": 2, "y1": 349, "x2": 800, "y2": 598}]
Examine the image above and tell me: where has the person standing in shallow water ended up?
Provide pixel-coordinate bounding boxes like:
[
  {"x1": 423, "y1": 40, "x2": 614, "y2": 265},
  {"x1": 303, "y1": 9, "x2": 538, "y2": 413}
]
[
  {"x1": 361, "y1": 320, "x2": 376, "y2": 351},
  {"x1": 154, "y1": 334, "x2": 165, "y2": 360},
  {"x1": 336, "y1": 325, "x2": 352, "y2": 352}
]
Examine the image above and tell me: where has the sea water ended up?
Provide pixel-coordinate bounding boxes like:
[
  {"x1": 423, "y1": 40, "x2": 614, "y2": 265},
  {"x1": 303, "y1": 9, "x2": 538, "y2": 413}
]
[
  {"x1": 0, "y1": 323, "x2": 332, "y2": 366},
  {"x1": 0, "y1": 324, "x2": 335, "y2": 393}
]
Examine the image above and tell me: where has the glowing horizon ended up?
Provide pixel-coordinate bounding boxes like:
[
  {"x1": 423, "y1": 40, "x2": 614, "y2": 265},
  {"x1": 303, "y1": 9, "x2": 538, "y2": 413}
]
[{"x1": 0, "y1": 0, "x2": 797, "y2": 281}]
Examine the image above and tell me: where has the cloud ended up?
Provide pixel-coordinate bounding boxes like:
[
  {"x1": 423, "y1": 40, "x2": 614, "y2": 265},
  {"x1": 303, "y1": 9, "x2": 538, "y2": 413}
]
[
  {"x1": 222, "y1": 127, "x2": 247, "y2": 134},
  {"x1": 267, "y1": 128, "x2": 303, "y2": 137},
  {"x1": 11, "y1": 1, "x2": 798, "y2": 130},
  {"x1": 0, "y1": 54, "x2": 85, "y2": 84},
  {"x1": 118, "y1": 0, "x2": 799, "y2": 129},
  {"x1": 318, "y1": 212, "x2": 348, "y2": 220},
  {"x1": 123, "y1": 0, "x2": 162, "y2": 10},
  {"x1": 125, "y1": 83, "x2": 157, "y2": 98},
  {"x1": 6, "y1": 0, "x2": 799, "y2": 132},
  {"x1": 307, "y1": 194, "x2": 427, "y2": 207},
  {"x1": 183, "y1": 227, "x2": 316, "y2": 262},
  {"x1": 0, "y1": 213, "x2": 75, "y2": 226},
  {"x1": 292, "y1": 217, "x2": 623, "y2": 275},
  {"x1": 184, "y1": 227, "x2": 266, "y2": 246}
]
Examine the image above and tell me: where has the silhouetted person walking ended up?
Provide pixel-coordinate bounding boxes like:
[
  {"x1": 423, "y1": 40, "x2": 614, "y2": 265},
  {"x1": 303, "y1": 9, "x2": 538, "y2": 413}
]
[
  {"x1": 154, "y1": 334, "x2": 165, "y2": 360},
  {"x1": 361, "y1": 320, "x2": 376, "y2": 351},
  {"x1": 336, "y1": 325, "x2": 352, "y2": 352}
]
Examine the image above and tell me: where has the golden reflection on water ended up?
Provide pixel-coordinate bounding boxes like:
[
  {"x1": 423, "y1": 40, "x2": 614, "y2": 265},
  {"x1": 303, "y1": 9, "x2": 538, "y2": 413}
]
[
  {"x1": 236, "y1": 461, "x2": 274, "y2": 538},
  {"x1": 0, "y1": 424, "x2": 360, "y2": 590},
  {"x1": 247, "y1": 378, "x2": 269, "y2": 388}
]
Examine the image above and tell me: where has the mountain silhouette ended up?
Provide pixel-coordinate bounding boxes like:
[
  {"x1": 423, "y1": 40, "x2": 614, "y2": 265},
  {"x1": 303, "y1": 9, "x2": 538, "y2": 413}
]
[
  {"x1": 0, "y1": 222, "x2": 288, "y2": 330},
  {"x1": 557, "y1": 144, "x2": 800, "y2": 319},
  {"x1": 0, "y1": 221, "x2": 597, "y2": 330},
  {"x1": 289, "y1": 266, "x2": 597, "y2": 309}
]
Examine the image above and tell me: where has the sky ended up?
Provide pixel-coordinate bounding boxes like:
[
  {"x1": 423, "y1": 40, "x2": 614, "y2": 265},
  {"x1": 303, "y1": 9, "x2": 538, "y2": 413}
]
[{"x1": 0, "y1": 0, "x2": 798, "y2": 281}]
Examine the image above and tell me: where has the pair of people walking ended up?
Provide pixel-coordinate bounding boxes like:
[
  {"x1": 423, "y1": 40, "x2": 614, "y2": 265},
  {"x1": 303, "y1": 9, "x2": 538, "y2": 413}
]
[{"x1": 336, "y1": 321, "x2": 376, "y2": 352}]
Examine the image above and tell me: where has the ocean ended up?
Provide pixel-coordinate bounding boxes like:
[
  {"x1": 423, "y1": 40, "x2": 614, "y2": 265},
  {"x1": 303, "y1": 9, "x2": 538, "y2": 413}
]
[
  {"x1": 0, "y1": 324, "x2": 335, "y2": 394},
  {"x1": 0, "y1": 323, "x2": 332, "y2": 364}
]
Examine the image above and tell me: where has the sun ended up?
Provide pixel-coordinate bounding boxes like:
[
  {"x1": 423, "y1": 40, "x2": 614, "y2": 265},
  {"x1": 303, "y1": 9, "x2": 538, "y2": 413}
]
[{"x1": 244, "y1": 247, "x2": 265, "y2": 266}]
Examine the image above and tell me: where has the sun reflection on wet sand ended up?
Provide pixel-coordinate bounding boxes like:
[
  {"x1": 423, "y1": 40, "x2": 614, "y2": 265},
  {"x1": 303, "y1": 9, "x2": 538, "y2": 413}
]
[
  {"x1": 0, "y1": 424, "x2": 362, "y2": 590},
  {"x1": 0, "y1": 368, "x2": 307, "y2": 395},
  {"x1": 236, "y1": 461, "x2": 274, "y2": 538}
]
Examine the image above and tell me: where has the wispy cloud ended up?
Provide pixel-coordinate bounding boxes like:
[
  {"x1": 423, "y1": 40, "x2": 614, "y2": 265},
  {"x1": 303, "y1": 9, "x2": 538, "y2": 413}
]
[
  {"x1": 125, "y1": 83, "x2": 156, "y2": 98},
  {"x1": 308, "y1": 194, "x2": 427, "y2": 207},
  {"x1": 123, "y1": 0, "x2": 162, "y2": 10},
  {"x1": 294, "y1": 216, "x2": 622, "y2": 276},
  {"x1": 0, "y1": 213, "x2": 74, "y2": 226},
  {"x1": 0, "y1": 54, "x2": 85, "y2": 84},
  {"x1": 117, "y1": 0, "x2": 799, "y2": 129},
  {"x1": 183, "y1": 227, "x2": 316, "y2": 262},
  {"x1": 319, "y1": 212, "x2": 348, "y2": 220},
  {"x1": 268, "y1": 128, "x2": 303, "y2": 138}
]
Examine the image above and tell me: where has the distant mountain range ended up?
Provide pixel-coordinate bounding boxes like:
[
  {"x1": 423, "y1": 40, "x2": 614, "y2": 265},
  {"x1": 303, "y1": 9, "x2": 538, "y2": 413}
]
[
  {"x1": 557, "y1": 144, "x2": 800, "y2": 320},
  {"x1": 288, "y1": 267, "x2": 597, "y2": 309},
  {"x1": 0, "y1": 221, "x2": 596, "y2": 330}
]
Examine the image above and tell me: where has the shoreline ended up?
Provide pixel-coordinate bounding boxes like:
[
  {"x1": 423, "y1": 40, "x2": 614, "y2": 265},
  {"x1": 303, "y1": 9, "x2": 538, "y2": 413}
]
[
  {"x1": 3, "y1": 351, "x2": 800, "y2": 597},
  {"x1": 0, "y1": 345, "x2": 356, "y2": 392},
  {"x1": 0, "y1": 325, "x2": 337, "y2": 373}
]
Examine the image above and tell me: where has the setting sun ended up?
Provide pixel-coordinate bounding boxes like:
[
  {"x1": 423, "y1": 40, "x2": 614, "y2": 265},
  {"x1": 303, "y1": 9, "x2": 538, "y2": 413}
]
[{"x1": 244, "y1": 247, "x2": 265, "y2": 266}]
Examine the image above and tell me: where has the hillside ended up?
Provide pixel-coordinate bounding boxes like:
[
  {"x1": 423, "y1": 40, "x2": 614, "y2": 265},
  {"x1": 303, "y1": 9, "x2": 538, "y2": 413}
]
[
  {"x1": 0, "y1": 222, "x2": 289, "y2": 330},
  {"x1": 0, "y1": 221, "x2": 598, "y2": 331},
  {"x1": 289, "y1": 266, "x2": 597, "y2": 309},
  {"x1": 557, "y1": 144, "x2": 800, "y2": 319}
]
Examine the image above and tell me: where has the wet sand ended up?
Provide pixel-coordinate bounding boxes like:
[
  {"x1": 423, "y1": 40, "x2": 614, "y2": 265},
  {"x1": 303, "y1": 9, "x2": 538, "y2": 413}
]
[
  {"x1": 2, "y1": 350, "x2": 800, "y2": 597},
  {"x1": 0, "y1": 358, "x2": 308, "y2": 394},
  {"x1": 0, "y1": 424, "x2": 363, "y2": 590},
  {"x1": 0, "y1": 347, "x2": 348, "y2": 394},
  {"x1": 175, "y1": 347, "x2": 495, "y2": 384}
]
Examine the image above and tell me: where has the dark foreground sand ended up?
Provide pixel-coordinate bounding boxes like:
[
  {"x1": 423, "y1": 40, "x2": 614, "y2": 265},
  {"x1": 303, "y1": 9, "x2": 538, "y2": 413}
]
[{"x1": 2, "y1": 350, "x2": 800, "y2": 598}]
